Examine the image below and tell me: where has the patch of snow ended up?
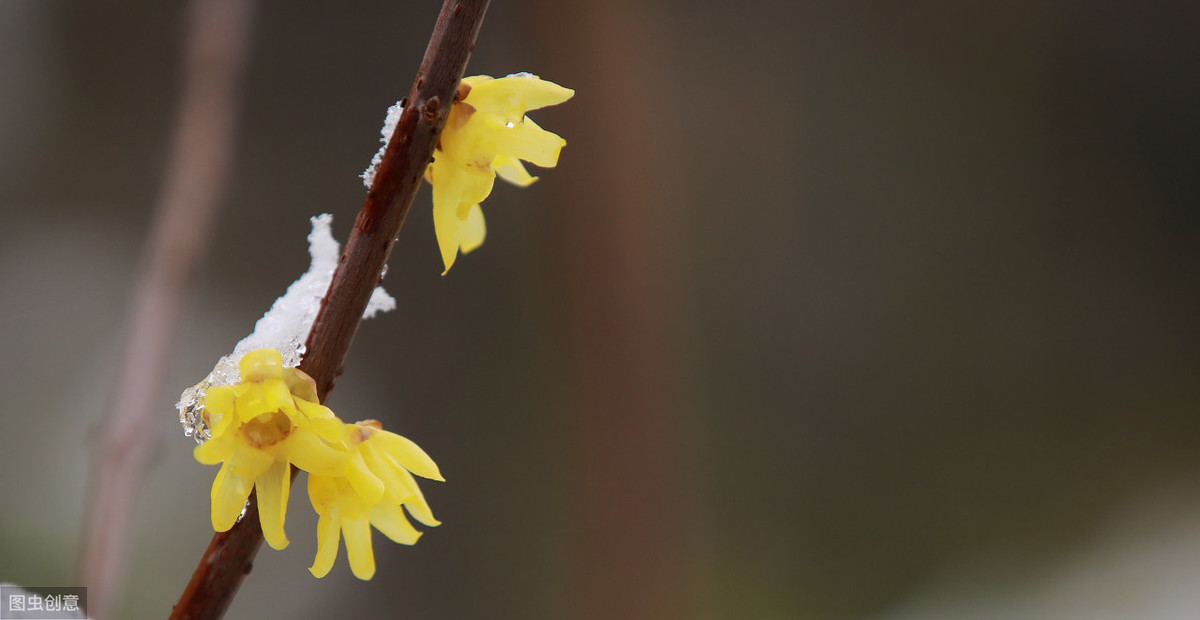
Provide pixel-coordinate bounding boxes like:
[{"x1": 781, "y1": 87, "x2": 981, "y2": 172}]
[
  {"x1": 361, "y1": 101, "x2": 404, "y2": 188},
  {"x1": 177, "y1": 214, "x2": 395, "y2": 442}
]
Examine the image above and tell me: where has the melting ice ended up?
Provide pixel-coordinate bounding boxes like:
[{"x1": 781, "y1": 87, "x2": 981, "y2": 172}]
[{"x1": 177, "y1": 214, "x2": 396, "y2": 443}]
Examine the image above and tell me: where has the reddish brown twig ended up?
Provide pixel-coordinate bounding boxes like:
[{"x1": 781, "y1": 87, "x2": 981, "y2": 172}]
[
  {"x1": 300, "y1": 0, "x2": 490, "y2": 399},
  {"x1": 168, "y1": 1, "x2": 490, "y2": 618}
]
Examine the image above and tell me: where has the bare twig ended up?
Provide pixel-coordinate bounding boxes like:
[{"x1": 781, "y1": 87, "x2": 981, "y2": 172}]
[
  {"x1": 168, "y1": 2, "x2": 490, "y2": 618},
  {"x1": 78, "y1": 1, "x2": 255, "y2": 617},
  {"x1": 301, "y1": 0, "x2": 489, "y2": 399}
]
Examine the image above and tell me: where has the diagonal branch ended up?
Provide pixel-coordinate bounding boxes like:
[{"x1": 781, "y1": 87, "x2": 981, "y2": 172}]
[
  {"x1": 169, "y1": 1, "x2": 490, "y2": 618},
  {"x1": 301, "y1": 0, "x2": 490, "y2": 400}
]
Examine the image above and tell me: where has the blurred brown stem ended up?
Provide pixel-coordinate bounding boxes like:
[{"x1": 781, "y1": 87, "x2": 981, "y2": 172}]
[
  {"x1": 78, "y1": 1, "x2": 255, "y2": 618},
  {"x1": 533, "y1": 1, "x2": 698, "y2": 618},
  {"x1": 168, "y1": 1, "x2": 490, "y2": 618}
]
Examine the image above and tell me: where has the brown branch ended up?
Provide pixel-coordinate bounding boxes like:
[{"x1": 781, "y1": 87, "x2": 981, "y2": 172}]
[
  {"x1": 534, "y1": 2, "x2": 696, "y2": 617},
  {"x1": 78, "y1": 0, "x2": 256, "y2": 618},
  {"x1": 168, "y1": 1, "x2": 490, "y2": 618},
  {"x1": 301, "y1": 0, "x2": 489, "y2": 399}
]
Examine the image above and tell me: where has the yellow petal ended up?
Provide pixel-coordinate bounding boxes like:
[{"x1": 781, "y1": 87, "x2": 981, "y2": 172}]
[
  {"x1": 342, "y1": 515, "x2": 376, "y2": 580},
  {"x1": 359, "y1": 443, "x2": 415, "y2": 505},
  {"x1": 228, "y1": 441, "x2": 273, "y2": 478},
  {"x1": 396, "y1": 467, "x2": 440, "y2": 527},
  {"x1": 259, "y1": 381, "x2": 296, "y2": 418},
  {"x1": 459, "y1": 204, "x2": 486, "y2": 254},
  {"x1": 443, "y1": 102, "x2": 482, "y2": 146},
  {"x1": 346, "y1": 451, "x2": 385, "y2": 507},
  {"x1": 207, "y1": 412, "x2": 234, "y2": 440},
  {"x1": 210, "y1": 461, "x2": 254, "y2": 532},
  {"x1": 309, "y1": 512, "x2": 340, "y2": 578},
  {"x1": 497, "y1": 116, "x2": 566, "y2": 168},
  {"x1": 372, "y1": 431, "x2": 444, "y2": 481},
  {"x1": 235, "y1": 384, "x2": 271, "y2": 422},
  {"x1": 499, "y1": 74, "x2": 575, "y2": 110},
  {"x1": 467, "y1": 74, "x2": 574, "y2": 122},
  {"x1": 204, "y1": 385, "x2": 236, "y2": 414},
  {"x1": 203, "y1": 386, "x2": 237, "y2": 437},
  {"x1": 307, "y1": 415, "x2": 346, "y2": 444},
  {"x1": 307, "y1": 473, "x2": 338, "y2": 515},
  {"x1": 194, "y1": 436, "x2": 234, "y2": 465},
  {"x1": 284, "y1": 428, "x2": 348, "y2": 477},
  {"x1": 283, "y1": 367, "x2": 320, "y2": 403},
  {"x1": 295, "y1": 398, "x2": 336, "y2": 421},
  {"x1": 295, "y1": 398, "x2": 343, "y2": 443},
  {"x1": 257, "y1": 460, "x2": 291, "y2": 550},
  {"x1": 462, "y1": 75, "x2": 493, "y2": 89},
  {"x1": 370, "y1": 502, "x2": 422, "y2": 545},
  {"x1": 456, "y1": 168, "x2": 496, "y2": 219},
  {"x1": 432, "y1": 163, "x2": 466, "y2": 273},
  {"x1": 494, "y1": 155, "x2": 538, "y2": 187},
  {"x1": 239, "y1": 349, "x2": 284, "y2": 382}
]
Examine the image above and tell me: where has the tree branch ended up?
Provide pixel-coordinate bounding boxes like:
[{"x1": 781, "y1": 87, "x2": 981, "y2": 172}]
[
  {"x1": 78, "y1": 0, "x2": 255, "y2": 617},
  {"x1": 301, "y1": 0, "x2": 489, "y2": 399},
  {"x1": 168, "y1": 1, "x2": 490, "y2": 618}
]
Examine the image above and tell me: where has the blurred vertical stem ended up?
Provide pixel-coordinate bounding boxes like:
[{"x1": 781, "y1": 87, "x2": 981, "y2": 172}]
[
  {"x1": 535, "y1": 1, "x2": 700, "y2": 619},
  {"x1": 168, "y1": 1, "x2": 490, "y2": 618},
  {"x1": 78, "y1": 1, "x2": 256, "y2": 618}
]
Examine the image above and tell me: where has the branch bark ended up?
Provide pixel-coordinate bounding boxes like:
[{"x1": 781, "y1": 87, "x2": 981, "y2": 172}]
[{"x1": 168, "y1": 1, "x2": 489, "y2": 618}]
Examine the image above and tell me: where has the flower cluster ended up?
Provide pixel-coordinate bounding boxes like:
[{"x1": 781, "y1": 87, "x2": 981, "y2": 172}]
[
  {"x1": 194, "y1": 348, "x2": 442, "y2": 580},
  {"x1": 425, "y1": 73, "x2": 574, "y2": 273}
]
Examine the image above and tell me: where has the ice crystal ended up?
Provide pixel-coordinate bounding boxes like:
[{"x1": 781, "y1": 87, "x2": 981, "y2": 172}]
[
  {"x1": 361, "y1": 101, "x2": 404, "y2": 188},
  {"x1": 178, "y1": 214, "x2": 395, "y2": 442}
]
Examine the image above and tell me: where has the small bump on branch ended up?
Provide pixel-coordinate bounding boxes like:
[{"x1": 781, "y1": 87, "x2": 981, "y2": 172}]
[{"x1": 168, "y1": 2, "x2": 490, "y2": 618}]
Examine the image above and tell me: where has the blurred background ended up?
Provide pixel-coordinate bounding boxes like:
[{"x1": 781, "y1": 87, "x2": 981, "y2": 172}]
[{"x1": 1, "y1": 1, "x2": 1199, "y2": 618}]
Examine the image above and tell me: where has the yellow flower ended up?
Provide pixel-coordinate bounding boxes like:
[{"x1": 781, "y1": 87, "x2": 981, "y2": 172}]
[
  {"x1": 425, "y1": 73, "x2": 574, "y2": 273},
  {"x1": 194, "y1": 349, "x2": 347, "y2": 550},
  {"x1": 308, "y1": 420, "x2": 444, "y2": 580},
  {"x1": 190, "y1": 349, "x2": 444, "y2": 579}
]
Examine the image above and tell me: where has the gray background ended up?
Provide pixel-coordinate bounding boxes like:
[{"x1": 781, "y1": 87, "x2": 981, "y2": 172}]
[{"x1": 1, "y1": 1, "x2": 1198, "y2": 618}]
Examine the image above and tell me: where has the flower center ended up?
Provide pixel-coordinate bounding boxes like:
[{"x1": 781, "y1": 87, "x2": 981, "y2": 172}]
[{"x1": 241, "y1": 410, "x2": 292, "y2": 449}]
